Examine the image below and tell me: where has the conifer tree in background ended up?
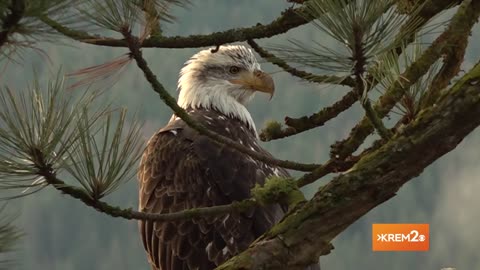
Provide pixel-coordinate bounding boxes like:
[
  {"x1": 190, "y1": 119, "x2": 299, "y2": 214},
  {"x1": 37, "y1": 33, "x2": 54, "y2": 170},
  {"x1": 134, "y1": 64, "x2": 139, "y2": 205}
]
[{"x1": 0, "y1": 0, "x2": 479, "y2": 269}]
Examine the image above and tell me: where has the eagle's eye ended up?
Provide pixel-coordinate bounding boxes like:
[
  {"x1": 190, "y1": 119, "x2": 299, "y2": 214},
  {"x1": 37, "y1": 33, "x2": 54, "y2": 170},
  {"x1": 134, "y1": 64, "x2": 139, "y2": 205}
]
[{"x1": 229, "y1": 66, "x2": 241, "y2": 74}]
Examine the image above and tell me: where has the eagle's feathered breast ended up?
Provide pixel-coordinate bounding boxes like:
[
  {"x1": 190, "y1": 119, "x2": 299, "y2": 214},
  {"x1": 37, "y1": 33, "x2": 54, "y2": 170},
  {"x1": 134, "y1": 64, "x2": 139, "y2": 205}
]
[{"x1": 138, "y1": 108, "x2": 289, "y2": 270}]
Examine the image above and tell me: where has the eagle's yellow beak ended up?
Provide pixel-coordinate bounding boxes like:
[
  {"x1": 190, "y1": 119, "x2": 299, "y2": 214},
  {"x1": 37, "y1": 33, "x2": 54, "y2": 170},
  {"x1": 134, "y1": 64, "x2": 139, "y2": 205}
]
[{"x1": 229, "y1": 70, "x2": 275, "y2": 100}]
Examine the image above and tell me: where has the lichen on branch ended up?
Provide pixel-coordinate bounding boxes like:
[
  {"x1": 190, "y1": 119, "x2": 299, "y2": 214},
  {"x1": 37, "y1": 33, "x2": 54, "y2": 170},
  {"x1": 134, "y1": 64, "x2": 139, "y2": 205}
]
[{"x1": 252, "y1": 176, "x2": 305, "y2": 208}]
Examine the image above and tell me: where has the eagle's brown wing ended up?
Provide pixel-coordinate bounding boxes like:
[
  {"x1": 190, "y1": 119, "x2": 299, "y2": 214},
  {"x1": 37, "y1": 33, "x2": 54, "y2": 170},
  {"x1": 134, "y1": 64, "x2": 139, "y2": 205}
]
[{"x1": 138, "y1": 115, "x2": 287, "y2": 270}]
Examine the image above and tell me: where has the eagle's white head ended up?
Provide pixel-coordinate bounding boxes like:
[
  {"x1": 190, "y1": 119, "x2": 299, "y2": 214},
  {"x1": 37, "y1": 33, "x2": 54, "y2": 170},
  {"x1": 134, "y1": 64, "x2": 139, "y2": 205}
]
[{"x1": 177, "y1": 45, "x2": 274, "y2": 133}]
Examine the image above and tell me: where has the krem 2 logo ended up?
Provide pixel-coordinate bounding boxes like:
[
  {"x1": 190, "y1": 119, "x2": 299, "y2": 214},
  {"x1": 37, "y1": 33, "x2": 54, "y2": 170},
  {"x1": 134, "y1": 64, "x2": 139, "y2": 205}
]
[{"x1": 372, "y1": 224, "x2": 429, "y2": 251}]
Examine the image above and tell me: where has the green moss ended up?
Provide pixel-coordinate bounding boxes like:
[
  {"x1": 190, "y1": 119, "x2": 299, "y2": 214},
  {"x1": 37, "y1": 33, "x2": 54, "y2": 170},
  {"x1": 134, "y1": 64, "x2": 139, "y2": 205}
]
[
  {"x1": 183, "y1": 208, "x2": 201, "y2": 219},
  {"x1": 259, "y1": 120, "x2": 283, "y2": 141},
  {"x1": 252, "y1": 176, "x2": 305, "y2": 207},
  {"x1": 215, "y1": 250, "x2": 253, "y2": 269}
]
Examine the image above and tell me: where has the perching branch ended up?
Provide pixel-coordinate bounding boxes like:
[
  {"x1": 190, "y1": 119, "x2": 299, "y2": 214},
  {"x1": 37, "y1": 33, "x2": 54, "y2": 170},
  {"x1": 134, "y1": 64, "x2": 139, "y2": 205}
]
[
  {"x1": 121, "y1": 29, "x2": 321, "y2": 172},
  {"x1": 41, "y1": 5, "x2": 311, "y2": 48},
  {"x1": 37, "y1": 147, "x2": 305, "y2": 223},
  {"x1": 217, "y1": 59, "x2": 480, "y2": 270},
  {"x1": 247, "y1": 39, "x2": 355, "y2": 87},
  {"x1": 331, "y1": 0, "x2": 480, "y2": 160},
  {"x1": 39, "y1": 164, "x2": 258, "y2": 222},
  {"x1": 0, "y1": 0, "x2": 25, "y2": 48}
]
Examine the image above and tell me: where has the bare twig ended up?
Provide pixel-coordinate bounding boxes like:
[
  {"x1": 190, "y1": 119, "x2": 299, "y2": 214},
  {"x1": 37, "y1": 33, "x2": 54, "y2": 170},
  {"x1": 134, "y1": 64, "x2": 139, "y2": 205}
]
[
  {"x1": 40, "y1": 167, "x2": 257, "y2": 222},
  {"x1": 247, "y1": 39, "x2": 355, "y2": 86},
  {"x1": 28, "y1": 142, "x2": 257, "y2": 222},
  {"x1": 260, "y1": 90, "x2": 358, "y2": 141},
  {"x1": 362, "y1": 99, "x2": 392, "y2": 140},
  {"x1": 419, "y1": 28, "x2": 469, "y2": 108},
  {"x1": 297, "y1": 158, "x2": 357, "y2": 188}
]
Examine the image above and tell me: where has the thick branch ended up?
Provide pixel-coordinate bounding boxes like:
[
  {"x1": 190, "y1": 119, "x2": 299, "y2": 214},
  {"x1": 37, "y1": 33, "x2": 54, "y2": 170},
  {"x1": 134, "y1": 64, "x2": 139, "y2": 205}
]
[
  {"x1": 330, "y1": 0, "x2": 480, "y2": 160},
  {"x1": 42, "y1": 6, "x2": 310, "y2": 48},
  {"x1": 0, "y1": 0, "x2": 25, "y2": 47},
  {"x1": 122, "y1": 30, "x2": 320, "y2": 172},
  {"x1": 217, "y1": 60, "x2": 480, "y2": 270}
]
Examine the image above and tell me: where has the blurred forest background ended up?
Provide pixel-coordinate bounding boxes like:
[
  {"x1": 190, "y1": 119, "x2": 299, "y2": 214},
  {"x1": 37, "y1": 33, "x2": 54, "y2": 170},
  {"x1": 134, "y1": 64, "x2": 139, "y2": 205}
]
[{"x1": 1, "y1": 1, "x2": 479, "y2": 269}]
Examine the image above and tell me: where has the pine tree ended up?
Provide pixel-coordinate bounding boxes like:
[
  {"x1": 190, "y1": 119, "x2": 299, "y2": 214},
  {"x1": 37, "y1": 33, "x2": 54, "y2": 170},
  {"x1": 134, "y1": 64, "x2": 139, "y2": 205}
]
[{"x1": 0, "y1": 0, "x2": 479, "y2": 269}]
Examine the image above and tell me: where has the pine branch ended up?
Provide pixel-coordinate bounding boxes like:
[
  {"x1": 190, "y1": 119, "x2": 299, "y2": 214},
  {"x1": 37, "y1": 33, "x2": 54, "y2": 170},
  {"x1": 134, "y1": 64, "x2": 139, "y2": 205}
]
[
  {"x1": 260, "y1": 90, "x2": 357, "y2": 141},
  {"x1": 39, "y1": 15, "x2": 108, "y2": 41},
  {"x1": 217, "y1": 59, "x2": 480, "y2": 270},
  {"x1": 259, "y1": 0, "x2": 460, "y2": 143},
  {"x1": 247, "y1": 39, "x2": 354, "y2": 86},
  {"x1": 41, "y1": 6, "x2": 311, "y2": 48},
  {"x1": 0, "y1": 0, "x2": 25, "y2": 48},
  {"x1": 351, "y1": 22, "x2": 392, "y2": 141},
  {"x1": 37, "y1": 149, "x2": 302, "y2": 223},
  {"x1": 38, "y1": 163, "x2": 257, "y2": 222},
  {"x1": 297, "y1": 158, "x2": 356, "y2": 188},
  {"x1": 121, "y1": 29, "x2": 321, "y2": 172},
  {"x1": 362, "y1": 99, "x2": 392, "y2": 140},
  {"x1": 331, "y1": 0, "x2": 480, "y2": 160}
]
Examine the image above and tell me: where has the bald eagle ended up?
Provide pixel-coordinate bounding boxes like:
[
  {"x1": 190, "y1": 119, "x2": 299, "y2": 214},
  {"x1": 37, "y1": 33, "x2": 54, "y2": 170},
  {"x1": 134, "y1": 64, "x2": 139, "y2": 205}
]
[{"x1": 138, "y1": 45, "x2": 319, "y2": 270}]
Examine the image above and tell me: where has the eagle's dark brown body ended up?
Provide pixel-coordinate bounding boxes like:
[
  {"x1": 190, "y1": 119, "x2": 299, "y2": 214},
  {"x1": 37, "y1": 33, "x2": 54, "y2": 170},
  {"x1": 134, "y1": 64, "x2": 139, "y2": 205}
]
[{"x1": 138, "y1": 108, "x2": 292, "y2": 269}]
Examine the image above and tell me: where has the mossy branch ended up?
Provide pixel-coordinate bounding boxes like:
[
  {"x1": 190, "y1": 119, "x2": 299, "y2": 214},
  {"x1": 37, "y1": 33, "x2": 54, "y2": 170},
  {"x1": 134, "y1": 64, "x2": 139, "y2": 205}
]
[
  {"x1": 37, "y1": 151, "x2": 312, "y2": 223},
  {"x1": 217, "y1": 59, "x2": 480, "y2": 270},
  {"x1": 419, "y1": 24, "x2": 470, "y2": 108},
  {"x1": 296, "y1": 138, "x2": 386, "y2": 188},
  {"x1": 252, "y1": 176, "x2": 305, "y2": 208},
  {"x1": 40, "y1": 167, "x2": 258, "y2": 222},
  {"x1": 28, "y1": 141, "x2": 259, "y2": 222},
  {"x1": 362, "y1": 99, "x2": 392, "y2": 140},
  {"x1": 331, "y1": 0, "x2": 480, "y2": 160},
  {"x1": 260, "y1": 90, "x2": 358, "y2": 141},
  {"x1": 121, "y1": 29, "x2": 320, "y2": 172}
]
